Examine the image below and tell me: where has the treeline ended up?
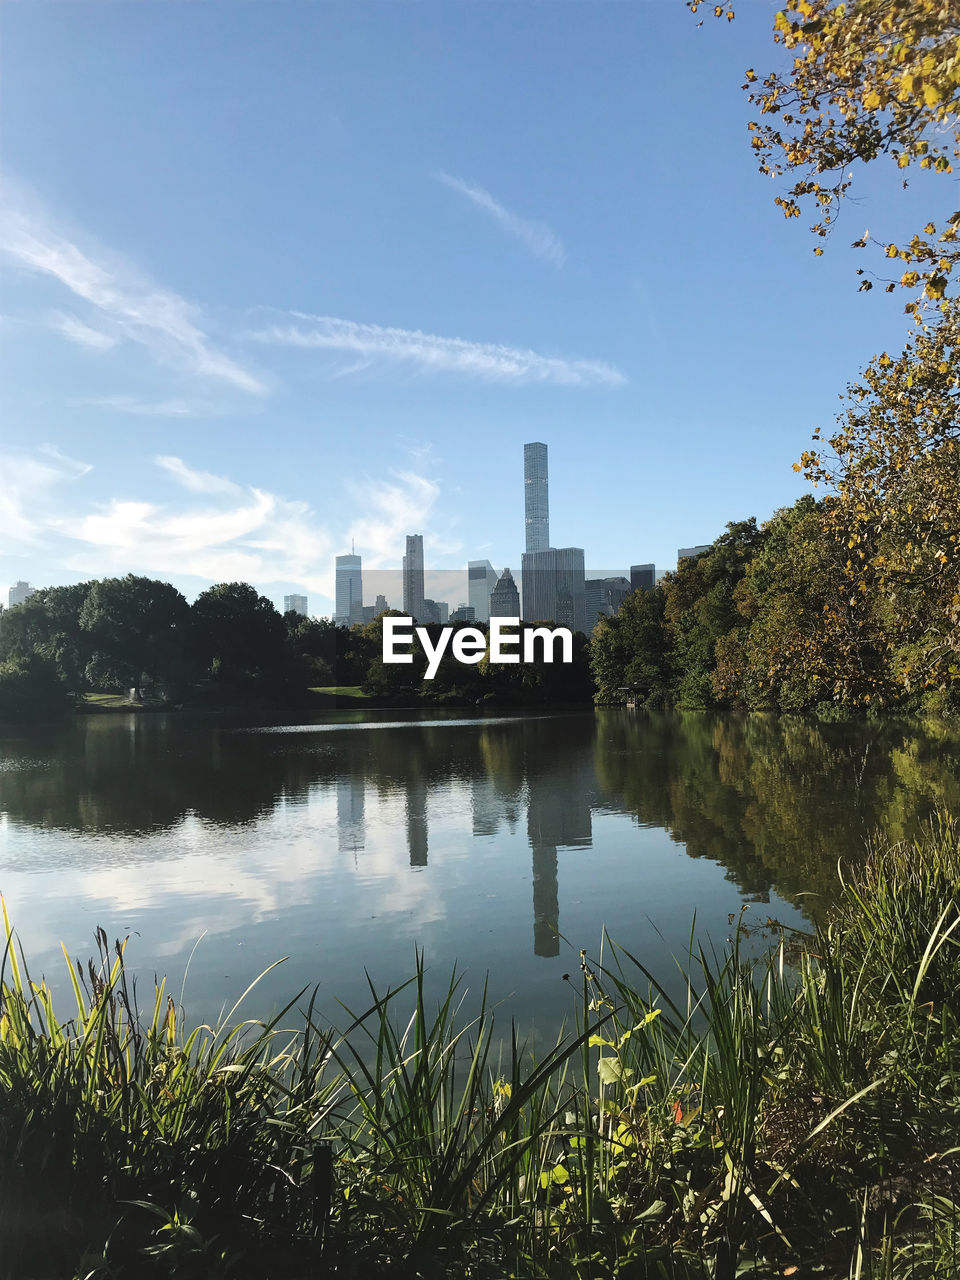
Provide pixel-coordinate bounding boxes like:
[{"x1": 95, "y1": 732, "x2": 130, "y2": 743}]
[
  {"x1": 0, "y1": 577, "x2": 593, "y2": 720},
  {"x1": 591, "y1": 493, "x2": 960, "y2": 719}
]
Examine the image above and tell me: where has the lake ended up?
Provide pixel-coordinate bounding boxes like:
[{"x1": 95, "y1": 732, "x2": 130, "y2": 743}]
[{"x1": 1, "y1": 708, "x2": 957, "y2": 1037}]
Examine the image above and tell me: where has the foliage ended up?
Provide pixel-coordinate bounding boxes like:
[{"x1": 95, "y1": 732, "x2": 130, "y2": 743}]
[
  {"x1": 742, "y1": 0, "x2": 960, "y2": 304},
  {"x1": 190, "y1": 582, "x2": 291, "y2": 694},
  {"x1": 0, "y1": 653, "x2": 73, "y2": 722},
  {"x1": 80, "y1": 575, "x2": 192, "y2": 697},
  {"x1": 797, "y1": 297, "x2": 960, "y2": 701},
  {"x1": 591, "y1": 584, "x2": 671, "y2": 706}
]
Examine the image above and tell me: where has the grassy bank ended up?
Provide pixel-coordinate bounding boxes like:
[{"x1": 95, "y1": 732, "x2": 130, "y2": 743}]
[{"x1": 2, "y1": 820, "x2": 960, "y2": 1279}]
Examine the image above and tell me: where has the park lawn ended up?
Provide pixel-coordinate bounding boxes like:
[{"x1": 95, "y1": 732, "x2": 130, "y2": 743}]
[{"x1": 309, "y1": 685, "x2": 371, "y2": 699}]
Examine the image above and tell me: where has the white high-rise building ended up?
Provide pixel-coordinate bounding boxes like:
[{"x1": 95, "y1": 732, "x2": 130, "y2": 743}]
[
  {"x1": 284, "y1": 594, "x2": 308, "y2": 616},
  {"x1": 8, "y1": 581, "x2": 34, "y2": 608},
  {"x1": 402, "y1": 534, "x2": 425, "y2": 621},
  {"x1": 467, "y1": 560, "x2": 498, "y2": 624},
  {"x1": 335, "y1": 555, "x2": 362, "y2": 625},
  {"x1": 524, "y1": 442, "x2": 549, "y2": 554}
]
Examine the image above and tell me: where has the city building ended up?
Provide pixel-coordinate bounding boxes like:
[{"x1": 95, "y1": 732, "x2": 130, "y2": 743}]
[
  {"x1": 467, "y1": 560, "x2": 498, "y2": 624},
  {"x1": 283, "y1": 594, "x2": 308, "y2": 616},
  {"x1": 630, "y1": 564, "x2": 656, "y2": 591},
  {"x1": 402, "y1": 534, "x2": 425, "y2": 621},
  {"x1": 678, "y1": 545, "x2": 711, "y2": 564},
  {"x1": 417, "y1": 599, "x2": 450, "y2": 626},
  {"x1": 451, "y1": 603, "x2": 476, "y2": 623},
  {"x1": 524, "y1": 442, "x2": 549, "y2": 553},
  {"x1": 585, "y1": 576, "x2": 633, "y2": 631},
  {"x1": 521, "y1": 547, "x2": 587, "y2": 634},
  {"x1": 8, "y1": 581, "x2": 34, "y2": 608},
  {"x1": 361, "y1": 594, "x2": 390, "y2": 624},
  {"x1": 335, "y1": 554, "x2": 362, "y2": 625},
  {"x1": 488, "y1": 567, "x2": 520, "y2": 618}
]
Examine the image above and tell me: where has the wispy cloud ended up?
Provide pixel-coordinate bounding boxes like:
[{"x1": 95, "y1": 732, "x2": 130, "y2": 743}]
[
  {"x1": 0, "y1": 445, "x2": 92, "y2": 546},
  {"x1": 246, "y1": 313, "x2": 625, "y2": 387},
  {"x1": 435, "y1": 172, "x2": 566, "y2": 268},
  {"x1": 345, "y1": 470, "x2": 443, "y2": 568},
  {"x1": 49, "y1": 310, "x2": 118, "y2": 351},
  {"x1": 79, "y1": 395, "x2": 216, "y2": 418},
  {"x1": 0, "y1": 183, "x2": 266, "y2": 394},
  {"x1": 0, "y1": 448, "x2": 447, "y2": 605},
  {"x1": 154, "y1": 455, "x2": 243, "y2": 496}
]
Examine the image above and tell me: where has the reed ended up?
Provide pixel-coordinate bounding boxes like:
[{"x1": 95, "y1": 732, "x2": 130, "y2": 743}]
[{"x1": 1, "y1": 816, "x2": 959, "y2": 1278}]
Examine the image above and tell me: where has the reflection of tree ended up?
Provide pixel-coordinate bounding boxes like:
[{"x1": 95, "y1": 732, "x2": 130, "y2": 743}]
[
  {"x1": 6, "y1": 710, "x2": 960, "y2": 941},
  {"x1": 592, "y1": 710, "x2": 960, "y2": 916}
]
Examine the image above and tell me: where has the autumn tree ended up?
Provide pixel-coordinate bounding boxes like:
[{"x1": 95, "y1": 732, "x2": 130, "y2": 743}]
[
  {"x1": 798, "y1": 311, "x2": 960, "y2": 701},
  {"x1": 741, "y1": 0, "x2": 960, "y2": 306}
]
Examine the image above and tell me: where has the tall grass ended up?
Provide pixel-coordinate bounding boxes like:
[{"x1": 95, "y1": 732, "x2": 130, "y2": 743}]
[{"x1": 2, "y1": 815, "x2": 960, "y2": 1278}]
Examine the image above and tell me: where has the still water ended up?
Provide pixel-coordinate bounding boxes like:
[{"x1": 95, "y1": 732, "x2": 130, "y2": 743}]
[{"x1": 1, "y1": 708, "x2": 957, "y2": 1034}]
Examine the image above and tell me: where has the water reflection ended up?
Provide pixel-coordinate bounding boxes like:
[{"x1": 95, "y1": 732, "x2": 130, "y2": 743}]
[{"x1": 2, "y1": 709, "x2": 960, "y2": 952}]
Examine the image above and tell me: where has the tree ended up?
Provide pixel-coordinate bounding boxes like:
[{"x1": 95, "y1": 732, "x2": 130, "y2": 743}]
[
  {"x1": 190, "y1": 583, "x2": 289, "y2": 694},
  {"x1": 743, "y1": 0, "x2": 960, "y2": 306},
  {"x1": 0, "y1": 654, "x2": 72, "y2": 722},
  {"x1": 79, "y1": 575, "x2": 191, "y2": 696},
  {"x1": 0, "y1": 584, "x2": 93, "y2": 691},
  {"x1": 797, "y1": 306, "x2": 960, "y2": 699},
  {"x1": 590, "y1": 585, "x2": 672, "y2": 705},
  {"x1": 662, "y1": 520, "x2": 767, "y2": 709},
  {"x1": 712, "y1": 496, "x2": 892, "y2": 710}
]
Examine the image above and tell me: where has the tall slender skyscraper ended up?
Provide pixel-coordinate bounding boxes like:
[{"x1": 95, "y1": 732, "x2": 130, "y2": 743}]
[
  {"x1": 524, "y1": 442, "x2": 549, "y2": 553},
  {"x1": 335, "y1": 555, "x2": 362, "y2": 625},
  {"x1": 402, "y1": 534, "x2": 425, "y2": 620}
]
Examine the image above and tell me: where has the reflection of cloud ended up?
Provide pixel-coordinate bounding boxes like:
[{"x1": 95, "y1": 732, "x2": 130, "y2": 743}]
[
  {"x1": 0, "y1": 180, "x2": 265, "y2": 393},
  {"x1": 246, "y1": 313, "x2": 625, "y2": 387},
  {"x1": 0, "y1": 786, "x2": 451, "y2": 984},
  {"x1": 435, "y1": 172, "x2": 567, "y2": 268}
]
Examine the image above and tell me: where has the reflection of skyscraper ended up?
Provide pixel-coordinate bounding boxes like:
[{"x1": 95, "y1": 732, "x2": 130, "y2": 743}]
[
  {"x1": 524, "y1": 442, "x2": 549, "y2": 553},
  {"x1": 403, "y1": 535, "x2": 425, "y2": 621},
  {"x1": 337, "y1": 774, "x2": 366, "y2": 853},
  {"x1": 335, "y1": 555, "x2": 362, "y2": 625},
  {"x1": 471, "y1": 773, "x2": 501, "y2": 837},
  {"x1": 526, "y1": 741, "x2": 594, "y2": 958},
  {"x1": 406, "y1": 774, "x2": 428, "y2": 867}
]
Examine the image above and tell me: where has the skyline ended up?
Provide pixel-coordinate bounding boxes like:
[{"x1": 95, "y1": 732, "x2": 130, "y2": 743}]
[{"x1": 1, "y1": 2, "x2": 945, "y2": 615}]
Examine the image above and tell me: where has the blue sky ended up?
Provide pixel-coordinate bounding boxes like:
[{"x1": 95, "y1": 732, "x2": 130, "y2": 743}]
[{"x1": 1, "y1": 1, "x2": 948, "y2": 614}]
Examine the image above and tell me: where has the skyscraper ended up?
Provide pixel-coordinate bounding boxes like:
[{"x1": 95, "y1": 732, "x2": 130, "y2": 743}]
[
  {"x1": 284, "y1": 594, "x2": 308, "y2": 616},
  {"x1": 335, "y1": 555, "x2": 362, "y2": 625},
  {"x1": 7, "y1": 581, "x2": 34, "y2": 608},
  {"x1": 468, "y1": 560, "x2": 498, "y2": 624},
  {"x1": 524, "y1": 442, "x2": 549, "y2": 553},
  {"x1": 488, "y1": 567, "x2": 520, "y2": 618},
  {"x1": 521, "y1": 547, "x2": 587, "y2": 634},
  {"x1": 630, "y1": 564, "x2": 656, "y2": 591},
  {"x1": 402, "y1": 534, "x2": 425, "y2": 620}
]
